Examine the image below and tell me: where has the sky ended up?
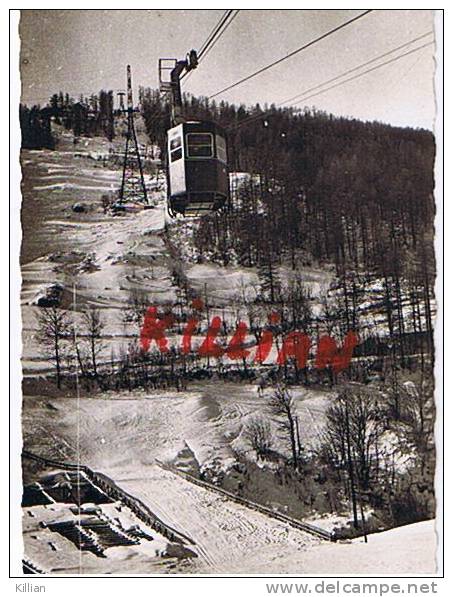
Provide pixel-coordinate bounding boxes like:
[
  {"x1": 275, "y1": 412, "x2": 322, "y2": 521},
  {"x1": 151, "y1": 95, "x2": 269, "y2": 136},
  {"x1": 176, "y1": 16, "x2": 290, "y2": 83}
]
[{"x1": 19, "y1": 9, "x2": 437, "y2": 130}]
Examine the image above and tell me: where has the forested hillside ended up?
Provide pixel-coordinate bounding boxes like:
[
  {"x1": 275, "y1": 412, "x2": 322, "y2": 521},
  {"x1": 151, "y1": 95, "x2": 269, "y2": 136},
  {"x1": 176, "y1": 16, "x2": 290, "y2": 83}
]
[
  {"x1": 20, "y1": 87, "x2": 437, "y2": 374},
  {"x1": 141, "y1": 89, "x2": 436, "y2": 371},
  {"x1": 20, "y1": 90, "x2": 115, "y2": 149},
  {"x1": 140, "y1": 88, "x2": 435, "y2": 275}
]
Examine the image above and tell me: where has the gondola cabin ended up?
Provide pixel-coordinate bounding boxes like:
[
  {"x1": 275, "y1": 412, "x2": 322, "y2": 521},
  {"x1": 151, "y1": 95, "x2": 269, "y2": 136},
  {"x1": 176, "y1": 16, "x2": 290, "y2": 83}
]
[{"x1": 167, "y1": 121, "x2": 229, "y2": 217}]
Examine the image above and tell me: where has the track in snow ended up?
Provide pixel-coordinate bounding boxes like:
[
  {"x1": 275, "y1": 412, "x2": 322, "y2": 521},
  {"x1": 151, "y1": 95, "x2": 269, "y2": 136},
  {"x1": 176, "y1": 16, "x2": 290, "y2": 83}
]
[{"x1": 117, "y1": 464, "x2": 321, "y2": 573}]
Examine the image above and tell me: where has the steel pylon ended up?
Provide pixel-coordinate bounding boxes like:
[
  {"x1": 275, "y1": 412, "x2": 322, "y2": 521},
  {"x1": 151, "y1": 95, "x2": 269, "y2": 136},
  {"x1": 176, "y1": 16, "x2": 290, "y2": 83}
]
[{"x1": 118, "y1": 65, "x2": 148, "y2": 205}]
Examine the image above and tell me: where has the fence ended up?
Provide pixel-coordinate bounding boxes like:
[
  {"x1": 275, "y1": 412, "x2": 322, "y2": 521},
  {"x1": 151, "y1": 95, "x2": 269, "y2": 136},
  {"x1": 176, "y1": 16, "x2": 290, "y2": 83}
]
[
  {"x1": 155, "y1": 460, "x2": 336, "y2": 542},
  {"x1": 22, "y1": 450, "x2": 195, "y2": 546}
]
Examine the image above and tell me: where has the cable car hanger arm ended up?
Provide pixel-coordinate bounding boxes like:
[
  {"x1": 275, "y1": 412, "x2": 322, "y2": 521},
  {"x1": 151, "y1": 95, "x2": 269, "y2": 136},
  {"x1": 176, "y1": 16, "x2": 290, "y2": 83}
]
[{"x1": 170, "y1": 50, "x2": 198, "y2": 125}]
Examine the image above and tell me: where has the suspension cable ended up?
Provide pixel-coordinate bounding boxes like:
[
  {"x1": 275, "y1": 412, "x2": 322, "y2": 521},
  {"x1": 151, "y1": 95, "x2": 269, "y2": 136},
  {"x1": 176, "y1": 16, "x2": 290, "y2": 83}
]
[
  {"x1": 207, "y1": 10, "x2": 373, "y2": 100},
  {"x1": 228, "y1": 34, "x2": 434, "y2": 131},
  {"x1": 198, "y1": 10, "x2": 239, "y2": 63},
  {"x1": 182, "y1": 10, "x2": 239, "y2": 84},
  {"x1": 199, "y1": 10, "x2": 233, "y2": 59}
]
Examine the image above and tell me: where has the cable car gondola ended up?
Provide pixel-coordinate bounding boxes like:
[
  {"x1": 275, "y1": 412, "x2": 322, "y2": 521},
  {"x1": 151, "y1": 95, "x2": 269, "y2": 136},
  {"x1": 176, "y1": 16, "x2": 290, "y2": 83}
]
[
  {"x1": 167, "y1": 120, "x2": 229, "y2": 217},
  {"x1": 159, "y1": 51, "x2": 230, "y2": 217}
]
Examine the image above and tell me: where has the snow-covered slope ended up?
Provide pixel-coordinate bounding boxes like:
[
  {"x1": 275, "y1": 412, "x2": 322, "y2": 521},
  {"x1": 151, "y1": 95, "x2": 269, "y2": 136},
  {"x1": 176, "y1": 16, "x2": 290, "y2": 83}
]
[
  {"x1": 227, "y1": 519, "x2": 437, "y2": 575},
  {"x1": 22, "y1": 390, "x2": 437, "y2": 574}
]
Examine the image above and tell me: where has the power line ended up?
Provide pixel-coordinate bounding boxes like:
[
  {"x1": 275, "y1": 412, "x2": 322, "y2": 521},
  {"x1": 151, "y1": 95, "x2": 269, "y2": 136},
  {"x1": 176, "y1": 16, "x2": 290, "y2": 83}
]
[
  {"x1": 228, "y1": 36, "x2": 434, "y2": 131},
  {"x1": 207, "y1": 9, "x2": 373, "y2": 100}
]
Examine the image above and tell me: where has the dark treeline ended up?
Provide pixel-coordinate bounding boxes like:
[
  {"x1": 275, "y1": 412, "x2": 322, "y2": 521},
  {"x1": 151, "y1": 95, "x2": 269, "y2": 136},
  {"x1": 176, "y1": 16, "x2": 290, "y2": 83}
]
[
  {"x1": 19, "y1": 104, "x2": 55, "y2": 149},
  {"x1": 140, "y1": 88, "x2": 435, "y2": 275},
  {"x1": 20, "y1": 89, "x2": 115, "y2": 148}
]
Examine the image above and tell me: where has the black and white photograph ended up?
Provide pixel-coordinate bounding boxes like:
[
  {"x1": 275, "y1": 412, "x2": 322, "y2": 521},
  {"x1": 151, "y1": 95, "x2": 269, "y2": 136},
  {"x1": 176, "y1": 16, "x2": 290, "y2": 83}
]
[{"x1": 10, "y1": 7, "x2": 442, "y2": 580}]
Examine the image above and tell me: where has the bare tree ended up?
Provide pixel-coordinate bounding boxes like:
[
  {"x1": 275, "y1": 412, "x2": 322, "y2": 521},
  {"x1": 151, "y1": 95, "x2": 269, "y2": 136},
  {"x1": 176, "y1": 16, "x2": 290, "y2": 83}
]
[
  {"x1": 401, "y1": 378, "x2": 435, "y2": 473},
  {"x1": 322, "y1": 385, "x2": 384, "y2": 527},
  {"x1": 83, "y1": 307, "x2": 105, "y2": 378},
  {"x1": 71, "y1": 322, "x2": 90, "y2": 385},
  {"x1": 269, "y1": 385, "x2": 299, "y2": 468},
  {"x1": 243, "y1": 416, "x2": 273, "y2": 459},
  {"x1": 285, "y1": 272, "x2": 312, "y2": 333},
  {"x1": 36, "y1": 306, "x2": 71, "y2": 388},
  {"x1": 124, "y1": 287, "x2": 148, "y2": 326}
]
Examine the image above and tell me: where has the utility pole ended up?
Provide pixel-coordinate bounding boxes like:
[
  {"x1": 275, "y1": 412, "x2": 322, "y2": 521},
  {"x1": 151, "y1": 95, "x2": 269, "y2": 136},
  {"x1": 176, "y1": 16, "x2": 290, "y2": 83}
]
[{"x1": 118, "y1": 65, "x2": 148, "y2": 206}]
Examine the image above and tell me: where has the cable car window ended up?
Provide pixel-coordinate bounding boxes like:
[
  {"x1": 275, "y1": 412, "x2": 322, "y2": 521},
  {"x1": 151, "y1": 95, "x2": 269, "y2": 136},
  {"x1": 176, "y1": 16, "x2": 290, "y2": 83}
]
[
  {"x1": 170, "y1": 136, "x2": 182, "y2": 151},
  {"x1": 216, "y1": 135, "x2": 227, "y2": 163},
  {"x1": 186, "y1": 133, "x2": 213, "y2": 158},
  {"x1": 170, "y1": 147, "x2": 182, "y2": 162},
  {"x1": 169, "y1": 135, "x2": 182, "y2": 162}
]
